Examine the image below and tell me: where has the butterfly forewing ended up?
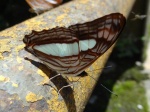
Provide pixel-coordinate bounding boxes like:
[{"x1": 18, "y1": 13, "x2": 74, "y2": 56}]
[{"x1": 23, "y1": 13, "x2": 126, "y2": 76}]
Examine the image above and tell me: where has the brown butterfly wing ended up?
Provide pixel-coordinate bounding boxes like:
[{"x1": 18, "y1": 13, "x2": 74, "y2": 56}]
[
  {"x1": 23, "y1": 13, "x2": 126, "y2": 76},
  {"x1": 26, "y1": 0, "x2": 63, "y2": 14},
  {"x1": 69, "y1": 13, "x2": 126, "y2": 55},
  {"x1": 66, "y1": 13, "x2": 126, "y2": 75},
  {"x1": 24, "y1": 27, "x2": 81, "y2": 75}
]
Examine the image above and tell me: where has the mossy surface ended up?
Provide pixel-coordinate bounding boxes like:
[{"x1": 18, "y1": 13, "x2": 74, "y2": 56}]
[{"x1": 106, "y1": 81, "x2": 148, "y2": 112}]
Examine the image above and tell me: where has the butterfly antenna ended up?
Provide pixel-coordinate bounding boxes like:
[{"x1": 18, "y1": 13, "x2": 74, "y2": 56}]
[
  {"x1": 103, "y1": 65, "x2": 112, "y2": 69},
  {"x1": 87, "y1": 65, "x2": 112, "y2": 72},
  {"x1": 88, "y1": 73, "x2": 118, "y2": 97},
  {"x1": 100, "y1": 84, "x2": 118, "y2": 97}
]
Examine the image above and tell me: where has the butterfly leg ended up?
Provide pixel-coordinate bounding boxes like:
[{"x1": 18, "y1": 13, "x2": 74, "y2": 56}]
[
  {"x1": 43, "y1": 73, "x2": 62, "y2": 94},
  {"x1": 57, "y1": 83, "x2": 74, "y2": 95},
  {"x1": 57, "y1": 76, "x2": 81, "y2": 95},
  {"x1": 43, "y1": 73, "x2": 61, "y2": 86}
]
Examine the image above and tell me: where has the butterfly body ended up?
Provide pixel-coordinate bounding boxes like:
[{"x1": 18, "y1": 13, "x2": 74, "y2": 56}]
[{"x1": 23, "y1": 13, "x2": 126, "y2": 76}]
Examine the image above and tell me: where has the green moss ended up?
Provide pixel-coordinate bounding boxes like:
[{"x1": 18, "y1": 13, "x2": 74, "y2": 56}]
[
  {"x1": 142, "y1": 24, "x2": 150, "y2": 61},
  {"x1": 142, "y1": 36, "x2": 148, "y2": 61},
  {"x1": 106, "y1": 81, "x2": 148, "y2": 112},
  {"x1": 120, "y1": 67, "x2": 148, "y2": 82}
]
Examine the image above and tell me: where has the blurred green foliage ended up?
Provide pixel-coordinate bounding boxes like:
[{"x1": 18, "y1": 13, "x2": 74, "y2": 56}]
[
  {"x1": 106, "y1": 81, "x2": 148, "y2": 112},
  {"x1": 120, "y1": 67, "x2": 148, "y2": 82}
]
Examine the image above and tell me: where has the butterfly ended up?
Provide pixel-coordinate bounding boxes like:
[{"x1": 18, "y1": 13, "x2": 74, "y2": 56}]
[
  {"x1": 26, "y1": 0, "x2": 63, "y2": 14},
  {"x1": 23, "y1": 13, "x2": 126, "y2": 76}
]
